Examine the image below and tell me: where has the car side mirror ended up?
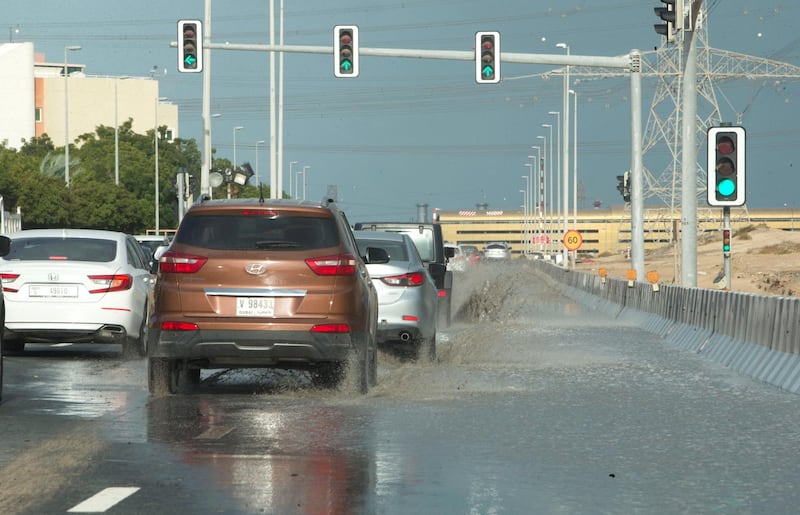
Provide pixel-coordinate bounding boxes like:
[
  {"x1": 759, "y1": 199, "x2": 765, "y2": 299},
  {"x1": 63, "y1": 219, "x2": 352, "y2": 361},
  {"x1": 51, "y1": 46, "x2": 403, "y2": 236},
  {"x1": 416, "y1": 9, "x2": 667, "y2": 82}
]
[
  {"x1": 364, "y1": 246, "x2": 389, "y2": 264},
  {"x1": 428, "y1": 262, "x2": 446, "y2": 277},
  {"x1": 445, "y1": 246, "x2": 455, "y2": 259},
  {"x1": 153, "y1": 245, "x2": 168, "y2": 261}
]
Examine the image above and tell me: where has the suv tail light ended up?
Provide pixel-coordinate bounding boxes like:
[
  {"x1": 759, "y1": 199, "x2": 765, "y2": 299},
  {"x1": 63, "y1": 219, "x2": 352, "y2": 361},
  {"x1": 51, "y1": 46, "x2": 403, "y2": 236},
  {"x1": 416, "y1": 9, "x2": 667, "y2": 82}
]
[
  {"x1": 381, "y1": 272, "x2": 425, "y2": 287},
  {"x1": 159, "y1": 251, "x2": 208, "y2": 274},
  {"x1": 305, "y1": 254, "x2": 357, "y2": 276},
  {"x1": 88, "y1": 274, "x2": 133, "y2": 293}
]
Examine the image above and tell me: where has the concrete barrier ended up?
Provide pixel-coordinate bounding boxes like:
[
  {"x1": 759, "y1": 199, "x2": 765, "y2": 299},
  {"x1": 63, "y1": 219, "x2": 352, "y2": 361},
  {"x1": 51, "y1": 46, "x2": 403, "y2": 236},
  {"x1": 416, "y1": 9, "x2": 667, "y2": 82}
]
[{"x1": 534, "y1": 261, "x2": 800, "y2": 394}]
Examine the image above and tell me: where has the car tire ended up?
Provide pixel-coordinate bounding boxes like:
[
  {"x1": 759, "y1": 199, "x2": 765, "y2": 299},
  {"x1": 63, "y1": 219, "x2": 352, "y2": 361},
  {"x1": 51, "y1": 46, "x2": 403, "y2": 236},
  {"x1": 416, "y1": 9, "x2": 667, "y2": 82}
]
[
  {"x1": 344, "y1": 334, "x2": 368, "y2": 395},
  {"x1": 3, "y1": 337, "x2": 24, "y2": 354},
  {"x1": 123, "y1": 309, "x2": 148, "y2": 359},
  {"x1": 368, "y1": 332, "x2": 378, "y2": 387},
  {"x1": 148, "y1": 357, "x2": 180, "y2": 396},
  {"x1": 415, "y1": 334, "x2": 436, "y2": 364}
]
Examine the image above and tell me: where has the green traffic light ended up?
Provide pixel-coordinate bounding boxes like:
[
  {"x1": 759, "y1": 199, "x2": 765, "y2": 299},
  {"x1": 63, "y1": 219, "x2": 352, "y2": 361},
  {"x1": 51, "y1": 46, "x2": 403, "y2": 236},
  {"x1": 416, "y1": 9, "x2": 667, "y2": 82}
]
[
  {"x1": 340, "y1": 59, "x2": 352, "y2": 72},
  {"x1": 717, "y1": 178, "x2": 736, "y2": 197},
  {"x1": 482, "y1": 65, "x2": 494, "y2": 78}
]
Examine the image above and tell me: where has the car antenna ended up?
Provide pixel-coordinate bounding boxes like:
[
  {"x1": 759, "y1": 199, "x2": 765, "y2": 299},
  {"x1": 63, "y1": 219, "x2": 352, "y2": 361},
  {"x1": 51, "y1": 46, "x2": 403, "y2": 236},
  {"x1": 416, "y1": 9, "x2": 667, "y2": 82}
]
[{"x1": 258, "y1": 183, "x2": 265, "y2": 204}]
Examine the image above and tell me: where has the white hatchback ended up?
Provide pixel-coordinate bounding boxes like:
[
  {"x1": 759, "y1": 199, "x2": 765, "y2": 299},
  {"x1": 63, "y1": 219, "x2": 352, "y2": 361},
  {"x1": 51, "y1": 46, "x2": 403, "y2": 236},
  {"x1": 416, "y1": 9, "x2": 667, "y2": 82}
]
[{"x1": 0, "y1": 229, "x2": 154, "y2": 357}]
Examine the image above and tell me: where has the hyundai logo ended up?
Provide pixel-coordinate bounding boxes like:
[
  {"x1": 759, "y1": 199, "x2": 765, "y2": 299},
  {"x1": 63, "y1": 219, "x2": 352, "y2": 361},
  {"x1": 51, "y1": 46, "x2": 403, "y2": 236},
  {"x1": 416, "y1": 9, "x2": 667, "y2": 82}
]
[{"x1": 245, "y1": 263, "x2": 266, "y2": 275}]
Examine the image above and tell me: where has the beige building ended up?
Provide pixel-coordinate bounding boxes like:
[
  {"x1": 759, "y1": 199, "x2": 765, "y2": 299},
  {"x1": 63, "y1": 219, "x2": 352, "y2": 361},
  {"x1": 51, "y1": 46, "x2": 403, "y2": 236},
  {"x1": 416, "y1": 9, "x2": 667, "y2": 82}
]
[
  {"x1": 0, "y1": 42, "x2": 177, "y2": 149},
  {"x1": 437, "y1": 206, "x2": 799, "y2": 258}
]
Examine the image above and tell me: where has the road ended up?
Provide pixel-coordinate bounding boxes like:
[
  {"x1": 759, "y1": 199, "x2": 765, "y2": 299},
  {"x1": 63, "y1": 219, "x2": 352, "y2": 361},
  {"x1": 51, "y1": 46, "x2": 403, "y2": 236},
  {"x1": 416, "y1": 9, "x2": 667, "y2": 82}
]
[{"x1": 2, "y1": 262, "x2": 800, "y2": 514}]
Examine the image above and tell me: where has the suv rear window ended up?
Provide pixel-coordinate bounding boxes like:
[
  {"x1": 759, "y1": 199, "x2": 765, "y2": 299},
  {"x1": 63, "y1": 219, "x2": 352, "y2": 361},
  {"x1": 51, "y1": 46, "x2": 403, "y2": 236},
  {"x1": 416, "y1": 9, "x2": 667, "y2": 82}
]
[
  {"x1": 6, "y1": 237, "x2": 117, "y2": 262},
  {"x1": 175, "y1": 214, "x2": 340, "y2": 251}
]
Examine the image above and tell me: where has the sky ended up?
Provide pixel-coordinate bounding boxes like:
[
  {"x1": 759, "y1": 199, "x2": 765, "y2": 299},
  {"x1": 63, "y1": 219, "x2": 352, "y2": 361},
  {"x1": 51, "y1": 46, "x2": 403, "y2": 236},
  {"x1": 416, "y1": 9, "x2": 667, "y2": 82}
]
[{"x1": 4, "y1": 0, "x2": 800, "y2": 222}]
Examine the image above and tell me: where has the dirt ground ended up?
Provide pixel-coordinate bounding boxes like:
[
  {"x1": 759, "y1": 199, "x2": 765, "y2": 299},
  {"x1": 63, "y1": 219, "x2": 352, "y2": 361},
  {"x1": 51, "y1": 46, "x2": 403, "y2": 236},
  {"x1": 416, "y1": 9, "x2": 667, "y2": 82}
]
[{"x1": 572, "y1": 224, "x2": 800, "y2": 297}]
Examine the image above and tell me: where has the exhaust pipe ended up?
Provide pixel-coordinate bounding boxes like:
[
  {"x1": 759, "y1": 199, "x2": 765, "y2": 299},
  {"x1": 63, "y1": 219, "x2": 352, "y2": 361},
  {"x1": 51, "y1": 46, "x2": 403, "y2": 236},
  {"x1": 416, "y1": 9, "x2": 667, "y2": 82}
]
[{"x1": 399, "y1": 331, "x2": 412, "y2": 342}]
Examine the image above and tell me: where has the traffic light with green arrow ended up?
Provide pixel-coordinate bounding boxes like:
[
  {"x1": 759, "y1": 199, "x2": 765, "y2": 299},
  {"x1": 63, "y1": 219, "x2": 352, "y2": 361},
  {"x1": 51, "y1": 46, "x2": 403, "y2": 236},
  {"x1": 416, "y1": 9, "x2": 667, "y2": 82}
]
[
  {"x1": 334, "y1": 25, "x2": 359, "y2": 78},
  {"x1": 475, "y1": 31, "x2": 500, "y2": 84},
  {"x1": 177, "y1": 20, "x2": 203, "y2": 73}
]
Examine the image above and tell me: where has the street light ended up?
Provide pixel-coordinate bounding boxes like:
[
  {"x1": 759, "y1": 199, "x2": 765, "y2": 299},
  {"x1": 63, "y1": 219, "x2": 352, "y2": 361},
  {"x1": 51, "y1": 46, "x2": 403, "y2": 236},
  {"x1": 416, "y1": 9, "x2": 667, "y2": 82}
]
[
  {"x1": 301, "y1": 165, "x2": 310, "y2": 200},
  {"x1": 557, "y1": 42, "x2": 571, "y2": 267},
  {"x1": 541, "y1": 125, "x2": 554, "y2": 255},
  {"x1": 530, "y1": 146, "x2": 542, "y2": 252},
  {"x1": 521, "y1": 172, "x2": 531, "y2": 255},
  {"x1": 114, "y1": 76, "x2": 130, "y2": 186},
  {"x1": 570, "y1": 89, "x2": 578, "y2": 229},
  {"x1": 519, "y1": 187, "x2": 528, "y2": 256},
  {"x1": 288, "y1": 160, "x2": 298, "y2": 198},
  {"x1": 255, "y1": 140, "x2": 266, "y2": 186},
  {"x1": 154, "y1": 96, "x2": 168, "y2": 234},
  {"x1": 63, "y1": 45, "x2": 81, "y2": 187},
  {"x1": 295, "y1": 169, "x2": 304, "y2": 201},
  {"x1": 231, "y1": 126, "x2": 243, "y2": 199}
]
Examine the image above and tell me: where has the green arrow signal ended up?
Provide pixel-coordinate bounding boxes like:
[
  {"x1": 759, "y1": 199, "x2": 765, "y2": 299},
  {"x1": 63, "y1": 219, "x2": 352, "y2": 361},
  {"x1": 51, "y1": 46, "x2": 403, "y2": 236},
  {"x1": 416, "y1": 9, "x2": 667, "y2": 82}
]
[
  {"x1": 482, "y1": 65, "x2": 494, "y2": 78},
  {"x1": 340, "y1": 59, "x2": 352, "y2": 72},
  {"x1": 184, "y1": 55, "x2": 197, "y2": 67}
]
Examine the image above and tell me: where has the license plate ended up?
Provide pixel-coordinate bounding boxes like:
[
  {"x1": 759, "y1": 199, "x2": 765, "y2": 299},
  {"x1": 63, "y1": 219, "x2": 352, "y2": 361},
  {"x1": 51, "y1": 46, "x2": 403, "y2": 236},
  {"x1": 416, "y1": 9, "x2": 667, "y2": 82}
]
[
  {"x1": 236, "y1": 297, "x2": 275, "y2": 317},
  {"x1": 29, "y1": 284, "x2": 79, "y2": 298}
]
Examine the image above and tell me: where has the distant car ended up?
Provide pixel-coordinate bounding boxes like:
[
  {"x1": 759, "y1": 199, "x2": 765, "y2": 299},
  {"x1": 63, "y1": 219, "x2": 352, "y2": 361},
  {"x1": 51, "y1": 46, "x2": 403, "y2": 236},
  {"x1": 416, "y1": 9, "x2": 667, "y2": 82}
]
[
  {"x1": 355, "y1": 231, "x2": 437, "y2": 362},
  {"x1": 460, "y1": 244, "x2": 482, "y2": 265},
  {"x1": 147, "y1": 197, "x2": 380, "y2": 395},
  {"x1": 483, "y1": 242, "x2": 512, "y2": 260},
  {"x1": 0, "y1": 229, "x2": 154, "y2": 358},
  {"x1": 445, "y1": 243, "x2": 467, "y2": 272},
  {"x1": 0, "y1": 235, "x2": 11, "y2": 402}
]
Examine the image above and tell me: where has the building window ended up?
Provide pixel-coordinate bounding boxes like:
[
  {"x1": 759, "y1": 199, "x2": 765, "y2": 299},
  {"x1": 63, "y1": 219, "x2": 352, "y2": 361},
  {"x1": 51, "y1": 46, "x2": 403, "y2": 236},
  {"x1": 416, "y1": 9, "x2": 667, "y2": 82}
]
[{"x1": 35, "y1": 107, "x2": 42, "y2": 123}]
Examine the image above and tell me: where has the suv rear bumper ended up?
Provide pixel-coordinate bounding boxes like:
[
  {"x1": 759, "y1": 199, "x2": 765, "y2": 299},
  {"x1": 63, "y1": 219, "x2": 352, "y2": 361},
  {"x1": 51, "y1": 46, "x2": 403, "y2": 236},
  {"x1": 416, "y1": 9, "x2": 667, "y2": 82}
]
[{"x1": 149, "y1": 328, "x2": 355, "y2": 366}]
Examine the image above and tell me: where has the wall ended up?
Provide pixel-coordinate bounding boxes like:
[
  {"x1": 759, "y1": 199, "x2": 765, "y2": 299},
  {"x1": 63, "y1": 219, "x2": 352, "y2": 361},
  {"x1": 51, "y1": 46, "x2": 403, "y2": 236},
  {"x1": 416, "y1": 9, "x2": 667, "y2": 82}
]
[{"x1": 0, "y1": 43, "x2": 35, "y2": 149}]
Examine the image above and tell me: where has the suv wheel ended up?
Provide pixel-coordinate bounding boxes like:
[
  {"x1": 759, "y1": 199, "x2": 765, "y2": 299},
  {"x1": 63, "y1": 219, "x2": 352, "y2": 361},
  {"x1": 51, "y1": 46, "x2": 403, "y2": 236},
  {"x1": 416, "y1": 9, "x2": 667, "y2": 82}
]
[
  {"x1": 415, "y1": 334, "x2": 436, "y2": 363},
  {"x1": 149, "y1": 358, "x2": 181, "y2": 395}
]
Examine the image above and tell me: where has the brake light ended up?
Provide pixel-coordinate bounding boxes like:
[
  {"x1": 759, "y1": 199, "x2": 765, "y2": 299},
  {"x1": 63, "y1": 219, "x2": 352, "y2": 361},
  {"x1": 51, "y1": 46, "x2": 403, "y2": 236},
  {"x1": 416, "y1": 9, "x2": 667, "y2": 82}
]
[
  {"x1": 381, "y1": 272, "x2": 425, "y2": 287},
  {"x1": 240, "y1": 209, "x2": 277, "y2": 217},
  {"x1": 159, "y1": 250, "x2": 208, "y2": 273},
  {"x1": 311, "y1": 323, "x2": 351, "y2": 333},
  {"x1": 437, "y1": 290, "x2": 447, "y2": 298},
  {"x1": 88, "y1": 274, "x2": 133, "y2": 293},
  {"x1": 305, "y1": 254, "x2": 357, "y2": 276},
  {"x1": 161, "y1": 321, "x2": 199, "y2": 331},
  {"x1": 0, "y1": 273, "x2": 19, "y2": 293}
]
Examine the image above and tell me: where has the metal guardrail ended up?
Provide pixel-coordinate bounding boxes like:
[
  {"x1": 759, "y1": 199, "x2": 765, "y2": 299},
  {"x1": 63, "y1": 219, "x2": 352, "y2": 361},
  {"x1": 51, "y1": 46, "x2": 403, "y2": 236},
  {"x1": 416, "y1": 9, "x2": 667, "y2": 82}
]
[{"x1": 532, "y1": 260, "x2": 800, "y2": 394}]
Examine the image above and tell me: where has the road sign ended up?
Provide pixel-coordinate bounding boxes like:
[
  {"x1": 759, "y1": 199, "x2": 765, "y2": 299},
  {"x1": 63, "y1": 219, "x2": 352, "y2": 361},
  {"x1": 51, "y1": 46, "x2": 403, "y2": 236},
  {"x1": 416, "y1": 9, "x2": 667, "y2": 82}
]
[{"x1": 562, "y1": 229, "x2": 583, "y2": 251}]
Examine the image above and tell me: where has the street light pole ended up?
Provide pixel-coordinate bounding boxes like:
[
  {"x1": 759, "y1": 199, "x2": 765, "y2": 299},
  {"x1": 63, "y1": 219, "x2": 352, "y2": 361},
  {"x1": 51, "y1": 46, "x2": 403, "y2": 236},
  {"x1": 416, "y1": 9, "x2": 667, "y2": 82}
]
[
  {"x1": 301, "y1": 165, "x2": 310, "y2": 200},
  {"x1": 570, "y1": 89, "x2": 578, "y2": 229},
  {"x1": 530, "y1": 146, "x2": 542, "y2": 252},
  {"x1": 63, "y1": 45, "x2": 81, "y2": 187},
  {"x1": 521, "y1": 173, "x2": 530, "y2": 255},
  {"x1": 231, "y1": 126, "x2": 243, "y2": 199},
  {"x1": 255, "y1": 140, "x2": 266, "y2": 187},
  {"x1": 114, "y1": 76, "x2": 130, "y2": 186},
  {"x1": 154, "y1": 97, "x2": 166, "y2": 234},
  {"x1": 288, "y1": 160, "x2": 298, "y2": 198},
  {"x1": 541, "y1": 125, "x2": 554, "y2": 256},
  {"x1": 557, "y1": 42, "x2": 571, "y2": 268}
]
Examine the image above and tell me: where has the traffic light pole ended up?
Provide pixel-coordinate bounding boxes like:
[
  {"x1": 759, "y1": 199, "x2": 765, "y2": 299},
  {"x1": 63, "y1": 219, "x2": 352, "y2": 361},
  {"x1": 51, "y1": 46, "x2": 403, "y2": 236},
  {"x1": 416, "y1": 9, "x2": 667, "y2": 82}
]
[
  {"x1": 722, "y1": 206, "x2": 731, "y2": 290},
  {"x1": 178, "y1": 40, "x2": 644, "y2": 276}
]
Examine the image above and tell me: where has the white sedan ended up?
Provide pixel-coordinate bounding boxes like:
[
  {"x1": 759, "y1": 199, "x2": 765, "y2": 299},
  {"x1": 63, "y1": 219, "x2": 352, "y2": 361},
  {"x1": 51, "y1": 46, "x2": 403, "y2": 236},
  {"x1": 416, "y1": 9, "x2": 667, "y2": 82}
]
[{"x1": 0, "y1": 229, "x2": 154, "y2": 357}]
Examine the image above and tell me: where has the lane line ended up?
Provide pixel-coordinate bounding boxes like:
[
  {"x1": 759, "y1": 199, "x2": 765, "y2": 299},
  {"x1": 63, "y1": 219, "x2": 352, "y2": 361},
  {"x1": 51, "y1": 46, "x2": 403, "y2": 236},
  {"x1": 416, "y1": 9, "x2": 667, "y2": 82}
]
[{"x1": 67, "y1": 487, "x2": 140, "y2": 513}]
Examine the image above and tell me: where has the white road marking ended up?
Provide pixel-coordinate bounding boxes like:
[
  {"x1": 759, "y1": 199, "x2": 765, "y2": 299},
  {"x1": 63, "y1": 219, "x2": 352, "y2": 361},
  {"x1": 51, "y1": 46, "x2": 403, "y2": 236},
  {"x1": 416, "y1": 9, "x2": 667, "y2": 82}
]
[
  {"x1": 67, "y1": 487, "x2": 140, "y2": 513},
  {"x1": 194, "y1": 425, "x2": 234, "y2": 439}
]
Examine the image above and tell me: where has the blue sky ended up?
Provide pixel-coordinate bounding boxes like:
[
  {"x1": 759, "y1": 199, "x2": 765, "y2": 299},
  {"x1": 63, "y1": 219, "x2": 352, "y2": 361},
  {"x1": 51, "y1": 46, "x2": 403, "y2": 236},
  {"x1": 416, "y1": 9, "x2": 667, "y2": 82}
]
[{"x1": 5, "y1": 1, "x2": 800, "y2": 221}]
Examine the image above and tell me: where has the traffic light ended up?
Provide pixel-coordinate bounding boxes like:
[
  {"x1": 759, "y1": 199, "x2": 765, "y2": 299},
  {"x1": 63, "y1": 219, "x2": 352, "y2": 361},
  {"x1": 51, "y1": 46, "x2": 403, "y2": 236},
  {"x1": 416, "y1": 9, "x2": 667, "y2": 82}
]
[
  {"x1": 177, "y1": 20, "x2": 203, "y2": 73},
  {"x1": 475, "y1": 31, "x2": 500, "y2": 84},
  {"x1": 334, "y1": 25, "x2": 359, "y2": 78},
  {"x1": 616, "y1": 171, "x2": 631, "y2": 202},
  {"x1": 654, "y1": 0, "x2": 682, "y2": 43},
  {"x1": 707, "y1": 126, "x2": 746, "y2": 207},
  {"x1": 722, "y1": 229, "x2": 731, "y2": 254}
]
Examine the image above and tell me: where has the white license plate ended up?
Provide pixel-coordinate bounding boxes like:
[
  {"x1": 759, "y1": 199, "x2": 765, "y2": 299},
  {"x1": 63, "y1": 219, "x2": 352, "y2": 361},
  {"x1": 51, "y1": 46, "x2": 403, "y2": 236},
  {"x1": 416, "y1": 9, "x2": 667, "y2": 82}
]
[
  {"x1": 29, "y1": 284, "x2": 79, "y2": 298},
  {"x1": 236, "y1": 297, "x2": 275, "y2": 317}
]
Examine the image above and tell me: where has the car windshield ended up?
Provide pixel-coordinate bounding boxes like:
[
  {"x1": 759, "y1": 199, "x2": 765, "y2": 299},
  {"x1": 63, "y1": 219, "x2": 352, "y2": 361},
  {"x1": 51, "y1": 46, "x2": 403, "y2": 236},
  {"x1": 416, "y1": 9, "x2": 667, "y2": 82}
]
[
  {"x1": 175, "y1": 214, "x2": 340, "y2": 251},
  {"x1": 4, "y1": 237, "x2": 117, "y2": 262}
]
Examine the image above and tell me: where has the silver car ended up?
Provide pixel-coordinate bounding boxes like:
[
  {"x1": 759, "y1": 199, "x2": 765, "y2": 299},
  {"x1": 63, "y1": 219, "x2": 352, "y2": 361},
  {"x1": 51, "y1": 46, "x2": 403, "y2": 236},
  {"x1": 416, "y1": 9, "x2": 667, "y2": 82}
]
[
  {"x1": 355, "y1": 231, "x2": 437, "y2": 362},
  {"x1": 483, "y1": 241, "x2": 512, "y2": 260}
]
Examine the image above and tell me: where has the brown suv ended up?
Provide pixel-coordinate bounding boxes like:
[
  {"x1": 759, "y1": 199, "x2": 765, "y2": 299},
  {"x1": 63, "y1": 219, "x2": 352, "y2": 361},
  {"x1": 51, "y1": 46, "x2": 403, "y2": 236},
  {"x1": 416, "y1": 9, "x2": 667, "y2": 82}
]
[{"x1": 147, "y1": 197, "x2": 382, "y2": 395}]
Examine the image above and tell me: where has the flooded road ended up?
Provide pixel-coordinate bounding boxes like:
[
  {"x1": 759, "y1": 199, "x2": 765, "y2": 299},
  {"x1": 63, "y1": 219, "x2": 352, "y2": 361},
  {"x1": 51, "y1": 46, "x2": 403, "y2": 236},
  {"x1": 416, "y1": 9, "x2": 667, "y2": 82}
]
[{"x1": 2, "y1": 262, "x2": 800, "y2": 514}]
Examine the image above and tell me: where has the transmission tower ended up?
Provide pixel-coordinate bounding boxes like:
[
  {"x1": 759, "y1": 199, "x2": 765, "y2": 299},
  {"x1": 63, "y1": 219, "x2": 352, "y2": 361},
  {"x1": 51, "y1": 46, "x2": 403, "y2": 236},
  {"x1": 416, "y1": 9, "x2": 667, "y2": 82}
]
[{"x1": 543, "y1": 8, "x2": 800, "y2": 210}]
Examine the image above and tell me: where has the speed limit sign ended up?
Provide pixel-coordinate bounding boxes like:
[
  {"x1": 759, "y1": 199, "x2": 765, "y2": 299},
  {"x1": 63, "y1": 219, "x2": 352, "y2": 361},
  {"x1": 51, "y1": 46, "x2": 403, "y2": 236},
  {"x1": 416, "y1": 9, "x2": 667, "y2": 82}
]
[{"x1": 562, "y1": 229, "x2": 583, "y2": 251}]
